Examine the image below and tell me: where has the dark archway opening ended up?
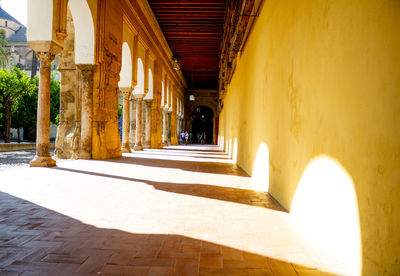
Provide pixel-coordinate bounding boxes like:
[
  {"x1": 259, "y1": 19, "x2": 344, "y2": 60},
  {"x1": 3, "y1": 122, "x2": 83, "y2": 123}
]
[{"x1": 191, "y1": 106, "x2": 214, "y2": 144}]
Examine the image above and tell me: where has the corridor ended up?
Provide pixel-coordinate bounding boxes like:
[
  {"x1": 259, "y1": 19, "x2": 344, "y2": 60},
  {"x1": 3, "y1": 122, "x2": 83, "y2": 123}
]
[{"x1": 0, "y1": 146, "x2": 337, "y2": 275}]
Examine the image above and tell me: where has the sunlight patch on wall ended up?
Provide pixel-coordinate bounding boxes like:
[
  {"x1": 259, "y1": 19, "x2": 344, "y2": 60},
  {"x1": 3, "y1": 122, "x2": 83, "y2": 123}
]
[
  {"x1": 218, "y1": 135, "x2": 224, "y2": 149},
  {"x1": 232, "y1": 138, "x2": 238, "y2": 164},
  {"x1": 227, "y1": 138, "x2": 232, "y2": 158},
  {"x1": 251, "y1": 143, "x2": 269, "y2": 192},
  {"x1": 291, "y1": 155, "x2": 361, "y2": 276}
]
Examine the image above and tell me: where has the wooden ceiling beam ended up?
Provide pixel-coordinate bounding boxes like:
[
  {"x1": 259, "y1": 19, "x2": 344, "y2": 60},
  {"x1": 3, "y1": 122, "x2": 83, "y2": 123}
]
[{"x1": 148, "y1": 0, "x2": 227, "y2": 89}]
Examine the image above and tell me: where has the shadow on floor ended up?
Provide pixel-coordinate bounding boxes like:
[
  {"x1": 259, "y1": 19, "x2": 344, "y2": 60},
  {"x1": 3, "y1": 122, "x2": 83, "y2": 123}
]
[
  {"x1": 52, "y1": 167, "x2": 286, "y2": 212},
  {"x1": 129, "y1": 151, "x2": 232, "y2": 161},
  {"x1": 104, "y1": 155, "x2": 247, "y2": 176},
  {"x1": 161, "y1": 146, "x2": 225, "y2": 153},
  {"x1": 0, "y1": 191, "x2": 336, "y2": 275}
]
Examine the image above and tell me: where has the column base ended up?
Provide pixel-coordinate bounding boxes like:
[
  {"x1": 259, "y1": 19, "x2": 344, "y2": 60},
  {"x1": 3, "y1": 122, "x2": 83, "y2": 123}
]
[
  {"x1": 30, "y1": 156, "x2": 57, "y2": 167},
  {"x1": 122, "y1": 147, "x2": 132, "y2": 153},
  {"x1": 78, "y1": 152, "x2": 91, "y2": 159},
  {"x1": 163, "y1": 142, "x2": 168, "y2": 147},
  {"x1": 144, "y1": 143, "x2": 151, "y2": 149},
  {"x1": 134, "y1": 144, "x2": 143, "y2": 151}
]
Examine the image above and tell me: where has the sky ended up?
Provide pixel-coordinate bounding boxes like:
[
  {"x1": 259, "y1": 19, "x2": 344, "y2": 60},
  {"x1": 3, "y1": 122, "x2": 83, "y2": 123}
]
[{"x1": 1, "y1": 0, "x2": 27, "y2": 26}]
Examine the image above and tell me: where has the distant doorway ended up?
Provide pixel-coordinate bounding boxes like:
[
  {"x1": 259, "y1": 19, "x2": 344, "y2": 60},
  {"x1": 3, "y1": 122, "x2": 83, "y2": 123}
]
[{"x1": 192, "y1": 106, "x2": 214, "y2": 144}]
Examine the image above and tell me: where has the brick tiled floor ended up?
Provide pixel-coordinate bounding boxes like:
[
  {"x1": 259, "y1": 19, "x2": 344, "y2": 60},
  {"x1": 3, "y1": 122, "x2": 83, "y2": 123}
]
[{"x1": 0, "y1": 145, "x2": 337, "y2": 275}]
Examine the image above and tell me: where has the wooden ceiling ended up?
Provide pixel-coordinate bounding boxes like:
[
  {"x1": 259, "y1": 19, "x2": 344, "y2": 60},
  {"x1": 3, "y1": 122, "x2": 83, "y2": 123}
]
[{"x1": 147, "y1": 0, "x2": 227, "y2": 90}]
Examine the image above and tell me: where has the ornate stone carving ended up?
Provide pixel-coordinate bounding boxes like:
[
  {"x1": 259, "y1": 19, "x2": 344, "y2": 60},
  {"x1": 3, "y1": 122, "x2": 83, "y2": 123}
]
[
  {"x1": 134, "y1": 95, "x2": 144, "y2": 151},
  {"x1": 120, "y1": 87, "x2": 133, "y2": 153},
  {"x1": 77, "y1": 64, "x2": 95, "y2": 159}
]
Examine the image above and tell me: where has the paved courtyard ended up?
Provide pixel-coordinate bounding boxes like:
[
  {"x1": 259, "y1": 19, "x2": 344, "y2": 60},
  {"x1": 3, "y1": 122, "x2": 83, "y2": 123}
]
[{"x1": 0, "y1": 146, "x2": 336, "y2": 275}]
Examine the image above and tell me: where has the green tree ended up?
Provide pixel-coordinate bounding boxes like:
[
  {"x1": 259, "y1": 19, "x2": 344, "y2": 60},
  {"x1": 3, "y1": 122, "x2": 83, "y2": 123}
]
[
  {"x1": 12, "y1": 73, "x2": 60, "y2": 141},
  {"x1": 0, "y1": 68, "x2": 32, "y2": 143},
  {"x1": 118, "y1": 104, "x2": 123, "y2": 119}
]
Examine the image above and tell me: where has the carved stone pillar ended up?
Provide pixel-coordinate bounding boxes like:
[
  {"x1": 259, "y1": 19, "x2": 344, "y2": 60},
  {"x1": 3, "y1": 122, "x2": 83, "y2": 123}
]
[
  {"x1": 120, "y1": 87, "x2": 132, "y2": 153},
  {"x1": 167, "y1": 111, "x2": 172, "y2": 145},
  {"x1": 144, "y1": 100, "x2": 152, "y2": 148},
  {"x1": 129, "y1": 97, "x2": 136, "y2": 148},
  {"x1": 77, "y1": 64, "x2": 95, "y2": 159},
  {"x1": 30, "y1": 52, "x2": 57, "y2": 167},
  {"x1": 55, "y1": 9, "x2": 78, "y2": 159},
  {"x1": 134, "y1": 95, "x2": 144, "y2": 151},
  {"x1": 162, "y1": 108, "x2": 168, "y2": 146}
]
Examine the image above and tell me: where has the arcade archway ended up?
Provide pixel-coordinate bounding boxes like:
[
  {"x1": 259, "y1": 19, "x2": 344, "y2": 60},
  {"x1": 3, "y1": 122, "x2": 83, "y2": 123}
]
[{"x1": 191, "y1": 106, "x2": 214, "y2": 144}]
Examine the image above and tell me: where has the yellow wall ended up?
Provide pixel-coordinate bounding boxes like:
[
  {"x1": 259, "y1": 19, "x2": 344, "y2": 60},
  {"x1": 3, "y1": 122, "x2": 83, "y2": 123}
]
[{"x1": 219, "y1": 0, "x2": 400, "y2": 275}]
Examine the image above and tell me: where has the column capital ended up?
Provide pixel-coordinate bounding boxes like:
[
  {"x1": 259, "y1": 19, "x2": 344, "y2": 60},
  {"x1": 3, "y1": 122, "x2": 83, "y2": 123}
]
[
  {"x1": 77, "y1": 64, "x2": 95, "y2": 73},
  {"x1": 133, "y1": 94, "x2": 144, "y2": 100},
  {"x1": 36, "y1": 52, "x2": 55, "y2": 67},
  {"x1": 120, "y1": 87, "x2": 133, "y2": 100}
]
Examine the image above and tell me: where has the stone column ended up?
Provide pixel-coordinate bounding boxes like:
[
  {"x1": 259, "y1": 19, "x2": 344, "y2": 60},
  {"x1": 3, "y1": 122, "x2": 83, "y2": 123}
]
[
  {"x1": 144, "y1": 100, "x2": 152, "y2": 148},
  {"x1": 167, "y1": 111, "x2": 172, "y2": 145},
  {"x1": 54, "y1": 8, "x2": 78, "y2": 159},
  {"x1": 163, "y1": 109, "x2": 168, "y2": 146},
  {"x1": 134, "y1": 95, "x2": 144, "y2": 151},
  {"x1": 129, "y1": 97, "x2": 136, "y2": 148},
  {"x1": 121, "y1": 87, "x2": 132, "y2": 153},
  {"x1": 30, "y1": 52, "x2": 57, "y2": 167},
  {"x1": 77, "y1": 65, "x2": 95, "y2": 159}
]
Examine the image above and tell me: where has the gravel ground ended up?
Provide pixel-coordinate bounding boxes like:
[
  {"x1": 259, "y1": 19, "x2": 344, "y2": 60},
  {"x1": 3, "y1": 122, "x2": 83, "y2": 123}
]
[{"x1": 0, "y1": 149, "x2": 56, "y2": 171}]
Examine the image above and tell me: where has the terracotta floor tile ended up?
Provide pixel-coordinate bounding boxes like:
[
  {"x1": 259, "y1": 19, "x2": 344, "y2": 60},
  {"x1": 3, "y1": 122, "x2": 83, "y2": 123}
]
[
  {"x1": 199, "y1": 267, "x2": 248, "y2": 276},
  {"x1": 107, "y1": 251, "x2": 137, "y2": 265},
  {"x1": 221, "y1": 246, "x2": 244, "y2": 261},
  {"x1": 41, "y1": 253, "x2": 88, "y2": 264},
  {"x1": 147, "y1": 266, "x2": 174, "y2": 276},
  {"x1": 100, "y1": 264, "x2": 149, "y2": 275},
  {"x1": 267, "y1": 258, "x2": 297, "y2": 276},
  {"x1": 174, "y1": 258, "x2": 199, "y2": 276},
  {"x1": 247, "y1": 268, "x2": 274, "y2": 276},
  {"x1": 199, "y1": 253, "x2": 223, "y2": 269}
]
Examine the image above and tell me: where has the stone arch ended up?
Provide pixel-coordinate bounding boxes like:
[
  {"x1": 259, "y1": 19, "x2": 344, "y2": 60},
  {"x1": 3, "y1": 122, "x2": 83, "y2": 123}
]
[
  {"x1": 133, "y1": 57, "x2": 144, "y2": 95},
  {"x1": 161, "y1": 79, "x2": 165, "y2": 107},
  {"x1": 190, "y1": 101, "x2": 218, "y2": 119},
  {"x1": 68, "y1": 0, "x2": 95, "y2": 65},
  {"x1": 119, "y1": 42, "x2": 132, "y2": 88},
  {"x1": 191, "y1": 106, "x2": 214, "y2": 144},
  {"x1": 166, "y1": 80, "x2": 170, "y2": 108},
  {"x1": 162, "y1": 74, "x2": 168, "y2": 107},
  {"x1": 144, "y1": 68, "x2": 153, "y2": 100}
]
